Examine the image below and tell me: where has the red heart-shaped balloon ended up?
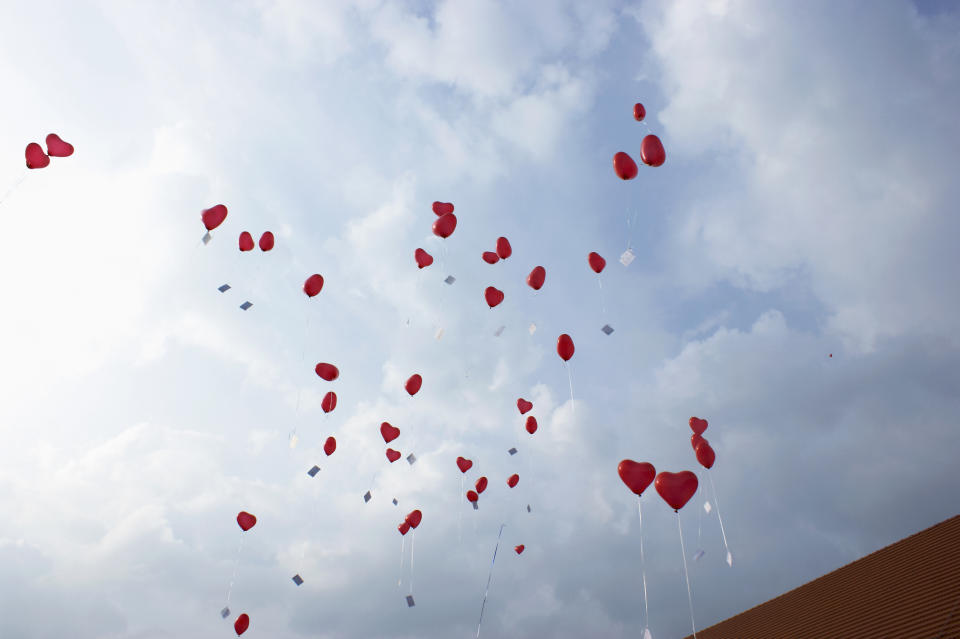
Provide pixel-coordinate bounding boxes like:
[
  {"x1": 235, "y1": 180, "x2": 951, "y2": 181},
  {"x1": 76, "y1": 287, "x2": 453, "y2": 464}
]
[
  {"x1": 617, "y1": 460, "x2": 656, "y2": 496},
  {"x1": 304, "y1": 274, "x2": 324, "y2": 297},
  {"x1": 405, "y1": 374, "x2": 422, "y2": 396},
  {"x1": 323, "y1": 436, "x2": 337, "y2": 456},
  {"x1": 234, "y1": 613, "x2": 250, "y2": 636},
  {"x1": 432, "y1": 201, "x2": 454, "y2": 216},
  {"x1": 633, "y1": 103, "x2": 646, "y2": 122},
  {"x1": 527, "y1": 266, "x2": 546, "y2": 290},
  {"x1": 259, "y1": 231, "x2": 275, "y2": 251},
  {"x1": 475, "y1": 476, "x2": 488, "y2": 494},
  {"x1": 485, "y1": 287, "x2": 504, "y2": 308},
  {"x1": 456, "y1": 456, "x2": 473, "y2": 473},
  {"x1": 557, "y1": 334, "x2": 575, "y2": 361},
  {"x1": 321, "y1": 391, "x2": 337, "y2": 414},
  {"x1": 514, "y1": 544, "x2": 525, "y2": 554},
  {"x1": 482, "y1": 251, "x2": 500, "y2": 264},
  {"x1": 238, "y1": 232, "x2": 254, "y2": 252},
  {"x1": 466, "y1": 490, "x2": 479, "y2": 503},
  {"x1": 381, "y1": 422, "x2": 400, "y2": 444},
  {"x1": 691, "y1": 433, "x2": 704, "y2": 450},
  {"x1": 432, "y1": 213, "x2": 457, "y2": 238},
  {"x1": 398, "y1": 521, "x2": 410, "y2": 535},
  {"x1": 525, "y1": 416, "x2": 538, "y2": 434},
  {"x1": 507, "y1": 473, "x2": 519, "y2": 488},
  {"x1": 45, "y1": 133, "x2": 74, "y2": 157},
  {"x1": 655, "y1": 471, "x2": 699, "y2": 511},
  {"x1": 237, "y1": 511, "x2": 257, "y2": 531},
  {"x1": 613, "y1": 151, "x2": 638, "y2": 180},
  {"x1": 517, "y1": 399, "x2": 533, "y2": 414},
  {"x1": 588, "y1": 252, "x2": 606, "y2": 274},
  {"x1": 25, "y1": 142, "x2": 49, "y2": 169},
  {"x1": 201, "y1": 204, "x2": 228, "y2": 231},
  {"x1": 405, "y1": 509, "x2": 422, "y2": 529},
  {"x1": 695, "y1": 440, "x2": 716, "y2": 469},
  {"x1": 641, "y1": 134, "x2": 666, "y2": 167},
  {"x1": 496, "y1": 237, "x2": 512, "y2": 259},
  {"x1": 415, "y1": 248, "x2": 433, "y2": 269},
  {"x1": 386, "y1": 448, "x2": 401, "y2": 463},
  {"x1": 689, "y1": 417, "x2": 708, "y2": 435},
  {"x1": 315, "y1": 363, "x2": 339, "y2": 381}
]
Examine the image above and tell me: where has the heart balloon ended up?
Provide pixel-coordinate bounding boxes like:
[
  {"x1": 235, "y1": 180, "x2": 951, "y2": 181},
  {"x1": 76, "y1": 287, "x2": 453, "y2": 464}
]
[
  {"x1": 381, "y1": 422, "x2": 400, "y2": 443},
  {"x1": 689, "y1": 417, "x2": 708, "y2": 435},
  {"x1": 640, "y1": 134, "x2": 666, "y2": 167},
  {"x1": 258, "y1": 231, "x2": 275, "y2": 251},
  {"x1": 45, "y1": 133, "x2": 74, "y2": 157},
  {"x1": 415, "y1": 248, "x2": 434, "y2": 269},
  {"x1": 655, "y1": 471, "x2": 699, "y2": 511},
  {"x1": 517, "y1": 399, "x2": 533, "y2": 414},
  {"x1": 25, "y1": 142, "x2": 49, "y2": 169},
  {"x1": 514, "y1": 545, "x2": 525, "y2": 554},
  {"x1": 496, "y1": 237, "x2": 512, "y2": 259},
  {"x1": 475, "y1": 477, "x2": 488, "y2": 494},
  {"x1": 588, "y1": 252, "x2": 606, "y2": 274},
  {"x1": 304, "y1": 274, "x2": 324, "y2": 297},
  {"x1": 386, "y1": 448, "x2": 401, "y2": 463},
  {"x1": 526, "y1": 266, "x2": 546, "y2": 290},
  {"x1": 324, "y1": 436, "x2": 337, "y2": 456},
  {"x1": 237, "y1": 511, "x2": 257, "y2": 531},
  {"x1": 633, "y1": 103, "x2": 646, "y2": 122},
  {"x1": 234, "y1": 613, "x2": 250, "y2": 636},
  {"x1": 691, "y1": 433, "x2": 704, "y2": 450},
  {"x1": 507, "y1": 474, "x2": 519, "y2": 488},
  {"x1": 315, "y1": 363, "x2": 339, "y2": 381},
  {"x1": 617, "y1": 460, "x2": 656, "y2": 496},
  {"x1": 482, "y1": 251, "x2": 500, "y2": 264},
  {"x1": 238, "y1": 232, "x2": 254, "y2": 251},
  {"x1": 613, "y1": 151, "x2": 638, "y2": 180},
  {"x1": 201, "y1": 204, "x2": 228, "y2": 231},
  {"x1": 466, "y1": 490, "x2": 479, "y2": 503},
  {"x1": 405, "y1": 374, "x2": 422, "y2": 396},
  {"x1": 405, "y1": 509, "x2": 422, "y2": 529},
  {"x1": 557, "y1": 334, "x2": 575, "y2": 361},
  {"x1": 456, "y1": 456, "x2": 473, "y2": 473},
  {"x1": 432, "y1": 212, "x2": 457, "y2": 238},
  {"x1": 432, "y1": 201, "x2": 454, "y2": 216},
  {"x1": 485, "y1": 286, "x2": 504, "y2": 308},
  {"x1": 695, "y1": 440, "x2": 716, "y2": 469},
  {"x1": 525, "y1": 416, "x2": 538, "y2": 434},
  {"x1": 321, "y1": 391, "x2": 337, "y2": 413},
  {"x1": 398, "y1": 521, "x2": 410, "y2": 535}
]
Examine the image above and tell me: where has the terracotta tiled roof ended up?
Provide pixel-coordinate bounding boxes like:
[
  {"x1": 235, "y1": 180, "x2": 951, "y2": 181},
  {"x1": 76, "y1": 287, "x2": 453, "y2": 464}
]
[{"x1": 684, "y1": 514, "x2": 960, "y2": 639}]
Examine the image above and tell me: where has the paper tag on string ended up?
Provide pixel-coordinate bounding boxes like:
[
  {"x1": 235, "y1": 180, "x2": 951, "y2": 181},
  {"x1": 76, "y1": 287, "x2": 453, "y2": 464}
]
[
  {"x1": 693, "y1": 549, "x2": 705, "y2": 562},
  {"x1": 239, "y1": 301, "x2": 253, "y2": 311},
  {"x1": 307, "y1": 465, "x2": 320, "y2": 477},
  {"x1": 473, "y1": 501, "x2": 479, "y2": 510},
  {"x1": 620, "y1": 248, "x2": 635, "y2": 266},
  {"x1": 392, "y1": 498, "x2": 398, "y2": 506},
  {"x1": 220, "y1": 607, "x2": 230, "y2": 619},
  {"x1": 527, "y1": 504, "x2": 531, "y2": 513},
  {"x1": 435, "y1": 327, "x2": 444, "y2": 340},
  {"x1": 494, "y1": 325, "x2": 505, "y2": 337},
  {"x1": 289, "y1": 434, "x2": 299, "y2": 449},
  {"x1": 508, "y1": 447, "x2": 517, "y2": 456},
  {"x1": 726, "y1": 551, "x2": 733, "y2": 567},
  {"x1": 444, "y1": 275, "x2": 455, "y2": 285},
  {"x1": 292, "y1": 574, "x2": 303, "y2": 586},
  {"x1": 363, "y1": 491, "x2": 372, "y2": 503},
  {"x1": 601, "y1": 324, "x2": 614, "y2": 335},
  {"x1": 202, "y1": 232, "x2": 212, "y2": 245},
  {"x1": 528, "y1": 323, "x2": 537, "y2": 335},
  {"x1": 704, "y1": 501, "x2": 712, "y2": 514},
  {"x1": 218, "y1": 284, "x2": 231, "y2": 293},
  {"x1": 406, "y1": 595, "x2": 416, "y2": 607},
  {"x1": 406, "y1": 454, "x2": 417, "y2": 465},
  {"x1": 642, "y1": 628, "x2": 652, "y2": 639}
]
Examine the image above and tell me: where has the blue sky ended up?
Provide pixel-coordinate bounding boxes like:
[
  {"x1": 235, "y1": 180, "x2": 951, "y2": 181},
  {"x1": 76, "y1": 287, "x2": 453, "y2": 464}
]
[{"x1": 1, "y1": 1, "x2": 959, "y2": 637}]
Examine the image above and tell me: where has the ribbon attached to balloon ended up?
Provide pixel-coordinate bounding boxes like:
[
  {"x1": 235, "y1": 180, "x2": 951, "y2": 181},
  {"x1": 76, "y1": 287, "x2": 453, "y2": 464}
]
[
  {"x1": 476, "y1": 524, "x2": 506, "y2": 639},
  {"x1": 708, "y1": 470, "x2": 733, "y2": 567},
  {"x1": 639, "y1": 499, "x2": 652, "y2": 639}
]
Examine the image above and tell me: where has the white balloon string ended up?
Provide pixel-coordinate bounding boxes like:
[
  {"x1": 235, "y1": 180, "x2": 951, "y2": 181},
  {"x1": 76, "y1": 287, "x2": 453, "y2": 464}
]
[
  {"x1": 598, "y1": 276, "x2": 606, "y2": 316},
  {"x1": 409, "y1": 529, "x2": 415, "y2": 595},
  {"x1": 476, "y1": 524, "x2": 505, "y2": 638},
  {"x1": 398, "y1": 535, "x2": 406, "y2": 587},
  {"x1": 697, "y1": 469, "x2": 704, "y2": 546},
  {"x1": 709, "y1": 471, "x2": 733, "y2": 566},
  {"x1": 0, "y1": 171, "x2": 27, "y2": 209},
  {"x1": 565, "y1": 362, "x2": 575, "y2": 414},
  {"x1": 459, "y1": 475, "x2": 463, "y2": 543},
  {"x1": 639, "y1": 499, "x2": 650, "y2": 634},
  {"x1": 677, "y1": 512, "x2": 697, "y2": 639},
  {"x1": 225, "y1": 531, "x2": 245, "y2": 606}
]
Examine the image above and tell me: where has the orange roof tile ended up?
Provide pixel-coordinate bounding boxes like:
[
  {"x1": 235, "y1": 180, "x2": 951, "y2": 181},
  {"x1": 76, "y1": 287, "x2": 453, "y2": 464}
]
[{"x1": 684, "y1": 514, "x2": 960, "y2": 639}]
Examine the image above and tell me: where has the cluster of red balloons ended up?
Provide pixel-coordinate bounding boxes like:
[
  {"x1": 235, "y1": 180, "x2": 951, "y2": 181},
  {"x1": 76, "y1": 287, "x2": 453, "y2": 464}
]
[
  {"x1": 238, "y1": 231, "x2": 275, "y2": 252},
  {"x1": 25, "y1": 133, "x2": 73, "y2": 169},
  {"x1": 613, "y1": 101, "x2": 666, "y2": 180}
]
